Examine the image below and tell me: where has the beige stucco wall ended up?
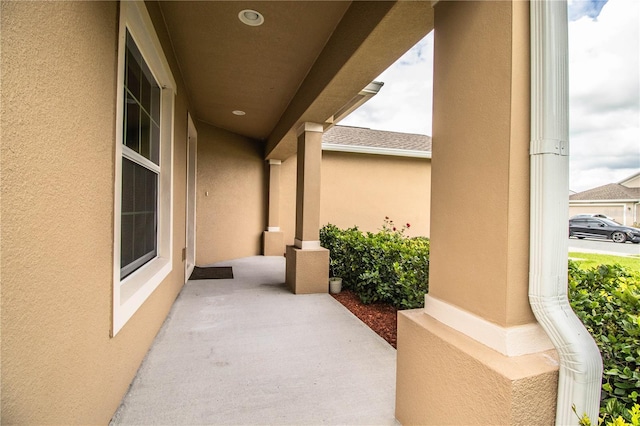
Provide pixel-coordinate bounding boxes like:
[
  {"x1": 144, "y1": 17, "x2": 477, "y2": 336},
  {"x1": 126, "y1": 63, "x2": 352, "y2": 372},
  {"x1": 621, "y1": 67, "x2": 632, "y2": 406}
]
[
  {"x1": 1, "y1": 2, "x2": 190, "y2": 423},
  {"x1": 321, "y1": 151, "x2": 431, "y2": 237},
  {"x1": 195, "y1": 122, "x2": 266, "y2": 264},
  {"x1": 429, "y1": 0, "x2": 534, "y2": 328},
  {"x1": 280, "y1": 151, "x2": 431, "y2": 246}
]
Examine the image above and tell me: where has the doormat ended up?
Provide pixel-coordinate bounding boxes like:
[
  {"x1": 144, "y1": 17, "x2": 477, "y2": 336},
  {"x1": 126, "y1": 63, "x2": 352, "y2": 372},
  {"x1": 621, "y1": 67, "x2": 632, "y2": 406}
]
[{"x1": 189, "y1": 266, "x2": 234, "y2": 280}]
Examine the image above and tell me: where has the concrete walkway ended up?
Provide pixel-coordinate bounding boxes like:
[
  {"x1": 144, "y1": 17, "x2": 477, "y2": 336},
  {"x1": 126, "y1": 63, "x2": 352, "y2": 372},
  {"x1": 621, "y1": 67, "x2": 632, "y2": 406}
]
[{"x1": 111, "y1": 256, "x2": 399, "y2": 425}]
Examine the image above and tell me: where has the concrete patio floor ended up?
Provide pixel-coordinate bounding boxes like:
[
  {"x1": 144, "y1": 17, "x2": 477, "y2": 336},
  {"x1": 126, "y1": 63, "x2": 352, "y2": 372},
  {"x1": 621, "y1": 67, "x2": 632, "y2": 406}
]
[{"x1": 111, "y1": 256, "x2": 399, "y2": 425}]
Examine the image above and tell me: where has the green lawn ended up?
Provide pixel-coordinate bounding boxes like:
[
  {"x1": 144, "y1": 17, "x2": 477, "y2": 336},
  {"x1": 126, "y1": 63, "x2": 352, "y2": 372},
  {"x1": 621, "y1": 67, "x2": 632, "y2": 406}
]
[{"x1": 569, "y1": 252, "x2": 640, "y2": 273}]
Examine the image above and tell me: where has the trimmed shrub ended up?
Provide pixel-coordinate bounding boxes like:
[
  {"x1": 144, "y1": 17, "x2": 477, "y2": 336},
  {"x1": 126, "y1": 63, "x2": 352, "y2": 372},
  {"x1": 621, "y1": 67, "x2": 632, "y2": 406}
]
[
  {"x1": 319, "y1": 219, "x2": 429, "y2": 309},
  {"x1": 569, "y1": 261, "x2": 640, "y2": 423}
]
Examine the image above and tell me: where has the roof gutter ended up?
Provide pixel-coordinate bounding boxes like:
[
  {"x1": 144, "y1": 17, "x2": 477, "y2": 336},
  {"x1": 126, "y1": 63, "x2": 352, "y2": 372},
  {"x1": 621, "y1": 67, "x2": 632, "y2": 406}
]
[
  {"x1": 529, "y1": 1, "x2": 602, "y2": 424},
  {"x1": 324, "y1": 81, "x2": 384, "y2": 132},
  {"x1": 322, "y1": 143, "x2": 431, "y2": 159}
]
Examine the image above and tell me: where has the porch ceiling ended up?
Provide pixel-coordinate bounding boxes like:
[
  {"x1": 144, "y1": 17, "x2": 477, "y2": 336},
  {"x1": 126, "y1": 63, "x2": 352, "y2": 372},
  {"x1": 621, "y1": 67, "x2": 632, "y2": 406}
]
[{"x1": 158, "y1": 1, "x2": 433, "y2": 159}]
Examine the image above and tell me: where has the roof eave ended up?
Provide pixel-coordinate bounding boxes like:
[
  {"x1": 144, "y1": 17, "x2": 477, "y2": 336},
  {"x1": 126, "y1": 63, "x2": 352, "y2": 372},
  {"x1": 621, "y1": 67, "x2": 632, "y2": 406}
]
[
  {"x1": 617, "y1": 171, "x2": 640, "y2": 185},
  {"x1": 322, "y1": 143, "x2": 431, "y2": 158},
  {"x1": 569, "y1": 199, "x2": 640, "y2": 203}
]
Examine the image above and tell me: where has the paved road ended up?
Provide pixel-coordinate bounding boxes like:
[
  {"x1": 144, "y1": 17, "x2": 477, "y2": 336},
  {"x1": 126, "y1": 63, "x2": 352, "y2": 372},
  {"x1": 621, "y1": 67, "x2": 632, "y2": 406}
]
[{"x1": 568, "y1": 237, "x2": 640, "y2": 256}]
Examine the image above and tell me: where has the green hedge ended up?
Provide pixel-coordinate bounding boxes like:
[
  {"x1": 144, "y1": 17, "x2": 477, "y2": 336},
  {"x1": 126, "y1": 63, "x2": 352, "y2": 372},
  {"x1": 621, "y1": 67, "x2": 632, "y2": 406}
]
[
  {"x1": 568, "y1": 261, "x2": 640, "y2": 423},
  {"x1": 319, "y1": 220, "x2": 429, "y2": 309},
  {"x1": 321, "y1": 222, "x2": 639, "y2": 423}
]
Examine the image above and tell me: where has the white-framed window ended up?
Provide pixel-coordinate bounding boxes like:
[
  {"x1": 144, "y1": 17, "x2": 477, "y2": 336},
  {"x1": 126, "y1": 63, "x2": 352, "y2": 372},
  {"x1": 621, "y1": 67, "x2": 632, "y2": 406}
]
[{"x1": 113, "y1": 1, "x2": 176, "y2": 336}]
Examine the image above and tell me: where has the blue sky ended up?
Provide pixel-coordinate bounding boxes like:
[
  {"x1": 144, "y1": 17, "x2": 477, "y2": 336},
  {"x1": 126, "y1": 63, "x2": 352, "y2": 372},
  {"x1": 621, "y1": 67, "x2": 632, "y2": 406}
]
[
  {"x1": 568, "y1": 0, "x2": 608, "y2": 20},
  {"x1": 340, "y1": 0, "x2": 639, "y2": 192}
]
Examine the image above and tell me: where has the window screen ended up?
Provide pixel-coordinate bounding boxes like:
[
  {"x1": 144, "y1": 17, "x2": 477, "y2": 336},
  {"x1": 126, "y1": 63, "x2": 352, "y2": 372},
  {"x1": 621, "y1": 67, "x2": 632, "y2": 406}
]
[{"x1": 121, "y1": 31, "x2": 161, "y2": 279}]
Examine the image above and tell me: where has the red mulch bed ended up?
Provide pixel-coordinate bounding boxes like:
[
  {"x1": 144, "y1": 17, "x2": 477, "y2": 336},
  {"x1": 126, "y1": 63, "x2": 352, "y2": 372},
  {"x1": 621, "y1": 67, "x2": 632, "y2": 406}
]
[{"x1": 331, "y1": 289, "x2": 398, "y2": 348}]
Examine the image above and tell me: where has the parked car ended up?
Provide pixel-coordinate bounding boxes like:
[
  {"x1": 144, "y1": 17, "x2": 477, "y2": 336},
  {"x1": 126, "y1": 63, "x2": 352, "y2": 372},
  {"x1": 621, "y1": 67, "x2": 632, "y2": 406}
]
[
  {"x1": 570, "y1": 213, "x2": 615, "y2": 221},
  {"x1": 569, "y1": 217, "x2": 640, "y2": 244}
]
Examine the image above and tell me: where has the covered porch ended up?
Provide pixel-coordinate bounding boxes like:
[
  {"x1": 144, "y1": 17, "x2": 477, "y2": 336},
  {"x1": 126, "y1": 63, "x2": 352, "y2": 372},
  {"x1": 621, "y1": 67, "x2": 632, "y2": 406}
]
[
  {"x1": 111, "y1": 256, "x2": 398, "y2": 424},
  {"x1": 1, "y1": 0, "x2": 602, "y2": 424}
]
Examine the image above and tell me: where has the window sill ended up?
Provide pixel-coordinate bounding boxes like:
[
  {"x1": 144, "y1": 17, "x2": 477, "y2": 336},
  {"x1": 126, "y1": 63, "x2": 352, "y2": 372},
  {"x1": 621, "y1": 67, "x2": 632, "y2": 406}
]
[{"x1": 113, "y1": 256, "x2": 171, "y2": 335}]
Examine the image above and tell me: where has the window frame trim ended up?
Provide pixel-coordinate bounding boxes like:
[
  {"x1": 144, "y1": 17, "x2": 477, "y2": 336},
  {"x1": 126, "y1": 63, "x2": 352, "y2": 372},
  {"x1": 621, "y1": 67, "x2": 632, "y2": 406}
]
[
  {"x1": 112, "y1": 1, "x2": 176, "y2": 337},
  {"x1": 122, "y1": 145, "x2": 161, "y2": 174}
]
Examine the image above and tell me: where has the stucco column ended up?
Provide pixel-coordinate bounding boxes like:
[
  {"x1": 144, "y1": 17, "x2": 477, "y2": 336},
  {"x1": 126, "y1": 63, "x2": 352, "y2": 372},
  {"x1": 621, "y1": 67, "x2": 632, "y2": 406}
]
[
  {"x1": 294, "y1": 123, "x2": 323, "y2": 248},
  {"x1": 285, "y1": 123, "x2": 329, "y2": 293},
  {"x1": 263, "y1": 159, "x2": 284, "y2": 256},
  {"x1": 396, "y1": 1, "x2": 559, "y2": 424}
]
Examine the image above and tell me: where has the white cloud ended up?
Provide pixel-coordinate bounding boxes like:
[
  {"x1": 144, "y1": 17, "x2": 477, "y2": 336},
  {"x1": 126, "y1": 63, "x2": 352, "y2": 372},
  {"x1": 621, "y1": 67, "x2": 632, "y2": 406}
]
[
  {"x1": 568, "y1": 0, "x2": 640, "y2": 191},
  {"x1": 341, "y1": 2, "x2": 639, "y2": 192},
  {"x1": 340, "y1": 32, "x2": 434, "y2": 136}
]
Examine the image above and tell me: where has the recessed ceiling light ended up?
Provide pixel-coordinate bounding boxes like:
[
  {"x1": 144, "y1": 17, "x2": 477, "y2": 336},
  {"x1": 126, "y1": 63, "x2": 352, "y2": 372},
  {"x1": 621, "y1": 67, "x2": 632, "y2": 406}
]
[
  {"x1": 238, "y1": 9, "x2": 264, "y2": 26},
  {"x1": 232, "y1": 110, "x2": 246, "y2": 116}
]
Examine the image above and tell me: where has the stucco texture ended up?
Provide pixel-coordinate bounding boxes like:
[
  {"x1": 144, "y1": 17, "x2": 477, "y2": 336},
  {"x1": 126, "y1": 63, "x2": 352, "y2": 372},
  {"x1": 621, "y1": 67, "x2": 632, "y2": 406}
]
[
  {"x1": 429, "y1": 0, "x2": 534, "y2": 328},
  {"x1": 195, "y1": 122, "x2": 266, "y2": 264},
  {"x1": 280, "y1": 151, "x2": 431, "y2": 247},
  {"x1": 285, "y1": 246, "x2": 330, "y2": 294},
  {"x1": 295, "y1": 128, "x2": 324, "y2": 242},
  {"x1": 396, "y1": 311, "x2": 559, "y2": 425},
  {"x1": 394, "y1": 1, "x2": 556, "y2": 423},
  {"x1": 1, "y1": 2, "x2": 189, "y2": 422},
  {"x1": 321, "y1": 151, "x2": 431, "y2": 237}
]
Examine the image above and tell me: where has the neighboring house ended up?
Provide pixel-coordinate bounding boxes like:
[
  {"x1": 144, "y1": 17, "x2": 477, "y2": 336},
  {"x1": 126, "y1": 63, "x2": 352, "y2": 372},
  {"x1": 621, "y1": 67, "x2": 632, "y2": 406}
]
[
  {"x1": 321, "y1": 126, "x2": 432, "y2": 236},
  {"x1": 2, "y1": 1, "x2": 589, "y2": 424},
  {"x1": 569, "y1": 171, "x2": 640, "y2": 226},
  {"x1": 265, "y1": 125, "x2": 433, "y2": 257},
  {"x1": 278, "y1": 125, "x2": 432, "y2": 250}
]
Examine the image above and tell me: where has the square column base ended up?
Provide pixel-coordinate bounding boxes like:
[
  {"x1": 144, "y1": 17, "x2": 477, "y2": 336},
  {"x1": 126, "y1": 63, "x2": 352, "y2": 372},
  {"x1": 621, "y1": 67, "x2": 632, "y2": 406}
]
[
  {"x1": 396, "y1": 309, "x2": 559, "y2": 425},
  {"x1": 263, "y1": 231, "x2": 284, "y2": 256},
  {"x1": 285, "y1": 245, "x2": 329, "y2": 294}
]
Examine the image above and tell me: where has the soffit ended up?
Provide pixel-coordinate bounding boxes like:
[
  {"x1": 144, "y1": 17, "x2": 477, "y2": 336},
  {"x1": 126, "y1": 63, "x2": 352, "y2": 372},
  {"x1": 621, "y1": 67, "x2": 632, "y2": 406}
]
[
  {"x1": 158, "y1": 1, "x2": 433, "y2": 159},
  {"x1": 158, "y1": 1, "x2": 351, "y2": 140},
  {"x1": 266, "y1": 1, "x2": 434, "y2": 159}
]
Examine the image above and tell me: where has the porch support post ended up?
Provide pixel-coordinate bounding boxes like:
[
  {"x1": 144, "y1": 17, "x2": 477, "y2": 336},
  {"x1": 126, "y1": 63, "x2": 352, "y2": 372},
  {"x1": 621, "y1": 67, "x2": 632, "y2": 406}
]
[
  {"x1": 263, "y1": 159, "x2": 284, "y2": 256},
  {"x1": 285, "y1": 122, "x2": 329, "y2": 294},
  {"x1": 396, "y1": 1, "x2": 559, "y2": 424}
]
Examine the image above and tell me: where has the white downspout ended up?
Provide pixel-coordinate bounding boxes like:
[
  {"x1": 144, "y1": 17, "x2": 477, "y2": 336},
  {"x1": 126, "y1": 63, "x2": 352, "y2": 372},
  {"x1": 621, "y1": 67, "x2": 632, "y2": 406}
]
[{"x1": 529, "y1": 1, "x2": 603, "y2": 424}]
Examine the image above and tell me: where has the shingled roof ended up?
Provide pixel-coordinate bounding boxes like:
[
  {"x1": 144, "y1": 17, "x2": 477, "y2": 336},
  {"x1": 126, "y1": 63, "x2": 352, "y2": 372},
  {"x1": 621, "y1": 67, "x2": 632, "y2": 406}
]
[
  {"x1": 323, "y1": 125, "x2": 432, "y2": 152},
  {"x1": 570, "y1": 183, "x2": 640, "y2": 201}
]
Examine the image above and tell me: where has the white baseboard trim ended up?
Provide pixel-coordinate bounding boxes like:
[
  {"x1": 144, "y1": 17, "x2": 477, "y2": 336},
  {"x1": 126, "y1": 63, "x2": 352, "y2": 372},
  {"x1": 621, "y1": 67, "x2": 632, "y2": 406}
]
[
  {"x1": 294, "y1": 239, "x2": 321, "y2": 249},
  {"x1": 424, "y1": 295, "x2": 555, "y2": 357}
]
